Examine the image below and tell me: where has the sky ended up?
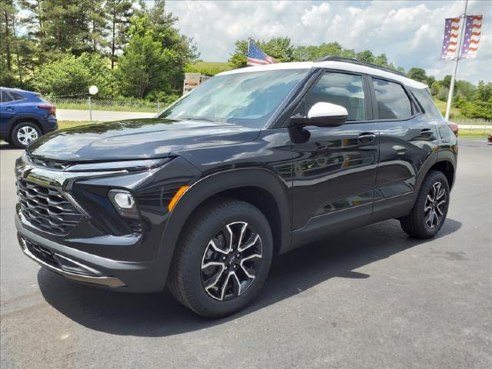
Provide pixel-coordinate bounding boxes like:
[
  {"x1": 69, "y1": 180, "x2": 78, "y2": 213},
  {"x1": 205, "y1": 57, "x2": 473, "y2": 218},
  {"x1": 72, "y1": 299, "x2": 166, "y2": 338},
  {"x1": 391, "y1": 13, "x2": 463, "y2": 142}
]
[{"x1": 165, "y1": 0, "x2": 492, "y2": 83}]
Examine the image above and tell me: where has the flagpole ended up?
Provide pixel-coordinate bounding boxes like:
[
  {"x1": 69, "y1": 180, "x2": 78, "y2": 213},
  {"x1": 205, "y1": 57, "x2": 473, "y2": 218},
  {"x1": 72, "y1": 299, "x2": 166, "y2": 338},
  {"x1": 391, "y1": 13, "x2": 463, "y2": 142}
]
[{"x1": 445, "y1": 0, "x2": 468, "y2": 121}]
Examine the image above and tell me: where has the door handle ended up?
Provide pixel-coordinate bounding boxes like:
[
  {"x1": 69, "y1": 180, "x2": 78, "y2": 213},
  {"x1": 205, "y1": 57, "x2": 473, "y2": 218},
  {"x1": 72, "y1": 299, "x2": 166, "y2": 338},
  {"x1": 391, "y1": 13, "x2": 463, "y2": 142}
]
[
  {"x1": 3, "y1": 107, "x2": 14, "y2": 111},
  {"x1": 420, "y1": 128, "x2": 433, "y2": 137},
  {"x1": 358, "y1": 132, "x2": 376, "y2": 143}
]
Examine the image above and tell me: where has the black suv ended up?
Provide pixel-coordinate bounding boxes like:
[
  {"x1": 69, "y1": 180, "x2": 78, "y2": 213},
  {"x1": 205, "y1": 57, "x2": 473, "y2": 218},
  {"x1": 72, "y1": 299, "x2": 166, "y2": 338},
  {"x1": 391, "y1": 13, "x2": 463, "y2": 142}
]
[{"x1": 15, "y1": 59, "x2": 457, "y2": 317}]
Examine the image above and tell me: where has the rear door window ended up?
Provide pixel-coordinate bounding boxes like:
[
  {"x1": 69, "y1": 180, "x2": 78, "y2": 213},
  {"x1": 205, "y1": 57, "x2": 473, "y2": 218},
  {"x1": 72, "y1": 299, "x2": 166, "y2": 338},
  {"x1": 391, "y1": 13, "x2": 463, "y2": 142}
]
[
  {"x1": 372, "y1": 78, "x2": 412, "y2": 120},
  {"x1": 411, "y1": 88, "x2": 443, "y2": 121},
  {"x1": 10, "y1": 91, "x2": 25, "y2": 101},
  {"x1": 0, "y1": 90, "x2": 13, "y2": 103}
]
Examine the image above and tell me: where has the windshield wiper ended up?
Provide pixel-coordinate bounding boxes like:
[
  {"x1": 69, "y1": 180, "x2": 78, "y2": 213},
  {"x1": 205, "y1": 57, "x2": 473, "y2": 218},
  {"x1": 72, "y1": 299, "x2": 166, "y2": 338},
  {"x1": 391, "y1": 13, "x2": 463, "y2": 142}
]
[{"x1": 176, "y1": 116, "x2": 216, "y2": 122}]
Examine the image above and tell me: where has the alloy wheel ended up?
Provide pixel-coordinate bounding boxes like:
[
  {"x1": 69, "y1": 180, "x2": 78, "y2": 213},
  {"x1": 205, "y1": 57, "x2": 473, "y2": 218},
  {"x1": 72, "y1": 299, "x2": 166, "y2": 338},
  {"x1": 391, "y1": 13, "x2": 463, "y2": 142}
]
[
  {"x1": 200, "y1": 221, "x2": 262, "y2": 301},
  {"x1": 424, "y1": 181, "x2": 447, "y2": 229},
  {"x1": 17, "y1": 126, "x2": 39, "y2": 146}
]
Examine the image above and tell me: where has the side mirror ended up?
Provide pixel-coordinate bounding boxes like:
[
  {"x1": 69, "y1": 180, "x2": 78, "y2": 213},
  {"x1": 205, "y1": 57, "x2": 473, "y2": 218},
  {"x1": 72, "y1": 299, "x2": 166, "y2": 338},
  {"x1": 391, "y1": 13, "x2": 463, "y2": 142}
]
[{"x1": 290, "y1": 102, "x2": 348, "y2": 127}]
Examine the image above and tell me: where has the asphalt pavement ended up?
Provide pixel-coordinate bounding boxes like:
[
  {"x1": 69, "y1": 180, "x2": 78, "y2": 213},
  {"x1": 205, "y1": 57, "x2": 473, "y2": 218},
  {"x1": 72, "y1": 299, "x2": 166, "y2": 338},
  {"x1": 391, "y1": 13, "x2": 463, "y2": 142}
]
[{"x1": 0, "y1": 138, "x2": 491, "y2": 369}]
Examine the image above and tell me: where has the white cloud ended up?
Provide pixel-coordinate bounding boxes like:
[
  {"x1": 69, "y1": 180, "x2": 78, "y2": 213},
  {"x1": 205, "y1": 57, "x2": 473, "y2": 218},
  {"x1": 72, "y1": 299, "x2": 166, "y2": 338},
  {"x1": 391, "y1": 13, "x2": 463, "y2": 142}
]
[{"x1": 166, "y1": 0, "x2": 492, "y2": 83}]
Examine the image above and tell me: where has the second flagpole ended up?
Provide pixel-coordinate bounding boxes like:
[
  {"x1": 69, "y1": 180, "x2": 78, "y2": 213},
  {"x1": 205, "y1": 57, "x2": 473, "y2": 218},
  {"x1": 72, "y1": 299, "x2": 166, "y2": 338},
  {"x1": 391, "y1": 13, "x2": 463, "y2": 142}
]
[{"x1": 444, "y1": 0, "x2": 468, "y2": 121}]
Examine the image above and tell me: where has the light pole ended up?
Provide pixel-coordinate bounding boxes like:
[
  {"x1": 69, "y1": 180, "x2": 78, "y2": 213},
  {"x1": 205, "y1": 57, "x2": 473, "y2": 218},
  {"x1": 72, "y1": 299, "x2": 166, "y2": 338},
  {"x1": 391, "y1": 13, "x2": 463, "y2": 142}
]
[{"x1": 88, "y1": 85, "x2": 99, "y2": 122}]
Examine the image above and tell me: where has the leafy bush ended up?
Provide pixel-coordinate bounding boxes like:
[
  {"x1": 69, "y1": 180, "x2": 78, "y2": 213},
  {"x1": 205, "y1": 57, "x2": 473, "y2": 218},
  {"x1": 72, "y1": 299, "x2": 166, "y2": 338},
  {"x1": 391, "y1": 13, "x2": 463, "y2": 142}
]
[
  {"x1": 32, "y1": 53, "x2": 115, "y2": 98},
  {"x1": 32, "y1": 55, "x2": 91, "y2": 97},
  {"x1": 78, "y1": 53, "x2": 116, "y2": 98},
  {"x1": 185, "y1": 62, "x2": 232, "y2": 76}
]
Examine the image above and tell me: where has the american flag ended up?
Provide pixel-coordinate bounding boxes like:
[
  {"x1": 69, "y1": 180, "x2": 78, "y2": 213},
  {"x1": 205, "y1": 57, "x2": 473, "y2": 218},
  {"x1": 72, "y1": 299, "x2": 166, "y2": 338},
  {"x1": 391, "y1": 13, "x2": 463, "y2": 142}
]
[
  {"x1": 247, "y1": 40, "x2": 276, "y2": 66},
  {"x1": 460, "y1": 15, "x2": 483, "y2": 59},
  {"x1": 441, "y1": 17, "x2": 461, "y2": 59}
]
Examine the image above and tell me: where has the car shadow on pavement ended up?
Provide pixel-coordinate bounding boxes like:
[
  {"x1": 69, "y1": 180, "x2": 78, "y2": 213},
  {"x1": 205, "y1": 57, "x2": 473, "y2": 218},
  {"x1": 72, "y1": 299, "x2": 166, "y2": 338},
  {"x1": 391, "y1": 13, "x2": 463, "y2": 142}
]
[{"x1": 38, "y1": 218, "x2": 461, "y2": 337}]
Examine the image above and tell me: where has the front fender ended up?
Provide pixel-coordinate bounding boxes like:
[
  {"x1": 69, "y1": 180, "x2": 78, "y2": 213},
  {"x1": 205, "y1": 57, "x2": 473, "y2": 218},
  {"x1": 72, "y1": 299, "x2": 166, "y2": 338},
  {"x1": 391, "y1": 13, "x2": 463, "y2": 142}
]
[{"x1": 157, "y1": 167, "x2": 292, "y2": 284}]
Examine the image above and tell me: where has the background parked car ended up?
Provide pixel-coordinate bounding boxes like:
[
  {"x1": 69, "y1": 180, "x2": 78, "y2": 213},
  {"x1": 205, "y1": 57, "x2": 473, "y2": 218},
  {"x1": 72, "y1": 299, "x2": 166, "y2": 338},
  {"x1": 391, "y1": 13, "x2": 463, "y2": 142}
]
[{"x1": 0, "y1": 87, "x2": 57, "y2": 148}]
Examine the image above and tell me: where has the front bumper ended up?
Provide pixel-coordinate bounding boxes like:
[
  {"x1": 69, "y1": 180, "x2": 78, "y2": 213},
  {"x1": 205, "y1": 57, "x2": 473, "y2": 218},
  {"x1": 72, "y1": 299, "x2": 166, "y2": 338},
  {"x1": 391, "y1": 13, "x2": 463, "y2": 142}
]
[
  {"x1": 14, "y1": 153, "x2": 201, "y2": 293},
  {"x1": 16, "y1": 211, "x2": 168, "y2": 293},
  {"x1": 19, "y1": 234, "x2": 125, "y2": 288}
]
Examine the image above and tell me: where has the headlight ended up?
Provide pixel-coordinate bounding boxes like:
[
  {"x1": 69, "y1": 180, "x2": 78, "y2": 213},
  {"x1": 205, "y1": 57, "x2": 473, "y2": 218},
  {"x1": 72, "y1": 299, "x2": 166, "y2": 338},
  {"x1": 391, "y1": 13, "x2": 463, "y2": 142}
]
[{"x1": 108, "y1": 189, "x2": 139, "y2": 219}]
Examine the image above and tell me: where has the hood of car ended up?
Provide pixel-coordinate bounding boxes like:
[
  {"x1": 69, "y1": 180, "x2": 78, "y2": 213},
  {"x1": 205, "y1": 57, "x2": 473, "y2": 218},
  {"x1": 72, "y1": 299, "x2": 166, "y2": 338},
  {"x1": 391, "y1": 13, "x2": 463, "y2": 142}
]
[{"x1": 27, "y1": 118, "x2": 260, "y2": 162}]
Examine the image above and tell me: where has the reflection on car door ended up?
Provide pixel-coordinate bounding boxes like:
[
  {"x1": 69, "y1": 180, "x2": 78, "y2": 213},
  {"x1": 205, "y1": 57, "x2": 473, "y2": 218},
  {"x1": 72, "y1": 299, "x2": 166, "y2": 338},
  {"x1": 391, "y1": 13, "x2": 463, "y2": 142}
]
[
  {"x1": 370, "y1": 78, "x2": 439, "y2": 221},
  {"x1": 290, "y1": 71, "x2": 379, "y2": 247}
]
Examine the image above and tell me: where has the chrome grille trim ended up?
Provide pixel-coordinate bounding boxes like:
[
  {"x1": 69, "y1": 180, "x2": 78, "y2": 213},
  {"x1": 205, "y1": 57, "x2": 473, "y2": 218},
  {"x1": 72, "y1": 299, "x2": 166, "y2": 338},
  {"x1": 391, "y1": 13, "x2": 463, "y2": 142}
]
[{"x1": 16, "y1": 179, "x2": 83, "y2": 235}]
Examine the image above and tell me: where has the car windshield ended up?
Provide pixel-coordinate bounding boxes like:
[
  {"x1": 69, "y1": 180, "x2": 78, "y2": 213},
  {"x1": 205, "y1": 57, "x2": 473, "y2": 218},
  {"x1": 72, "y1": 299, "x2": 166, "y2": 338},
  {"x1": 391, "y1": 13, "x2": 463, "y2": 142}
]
[{"x1": 160, "y1": 69, "x2": 309, "y2": 128}]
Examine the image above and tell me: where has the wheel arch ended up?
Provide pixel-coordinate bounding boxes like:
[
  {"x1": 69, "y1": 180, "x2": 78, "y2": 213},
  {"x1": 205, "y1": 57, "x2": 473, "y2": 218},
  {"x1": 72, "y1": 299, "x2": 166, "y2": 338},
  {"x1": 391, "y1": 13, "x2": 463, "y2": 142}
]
[
  {"x1": 9, "y1": 115, "x2": 43, "y2": 136},
  {"x1": 157, "y1": 168, "x2": 292, "y2": 285},
  {"x1": 429, "y1": 160, "x2": 455, "y2": 189},
  {"x1": 415, "y1": 147, "x2": 456, "y2": 195}
]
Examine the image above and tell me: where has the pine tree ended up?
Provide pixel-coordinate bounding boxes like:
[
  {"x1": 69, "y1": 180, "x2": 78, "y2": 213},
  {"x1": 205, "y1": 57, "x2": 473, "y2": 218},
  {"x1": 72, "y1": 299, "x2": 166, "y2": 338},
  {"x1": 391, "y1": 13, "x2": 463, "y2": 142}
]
[
  {"x1": 105, "y1": 0, "x2": 133, "y2": 69},
  {"x1": 0, "y1": 0, "x2": 16, "y2": 74}
]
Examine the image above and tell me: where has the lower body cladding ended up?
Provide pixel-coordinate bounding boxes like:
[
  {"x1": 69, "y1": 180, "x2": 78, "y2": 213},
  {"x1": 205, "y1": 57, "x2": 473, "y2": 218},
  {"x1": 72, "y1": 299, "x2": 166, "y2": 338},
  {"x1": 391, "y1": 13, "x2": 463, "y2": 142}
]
[{"x1": 16, "y1": 216, "x2": 169, "y2": 293}]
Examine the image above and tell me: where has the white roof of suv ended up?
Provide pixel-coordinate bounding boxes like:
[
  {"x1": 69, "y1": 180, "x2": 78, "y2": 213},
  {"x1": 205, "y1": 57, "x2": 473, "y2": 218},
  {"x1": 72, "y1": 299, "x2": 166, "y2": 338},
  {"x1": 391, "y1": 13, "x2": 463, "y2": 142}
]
[{"x1": 219, "y1": 61, "x2": 427, "y2": 89}]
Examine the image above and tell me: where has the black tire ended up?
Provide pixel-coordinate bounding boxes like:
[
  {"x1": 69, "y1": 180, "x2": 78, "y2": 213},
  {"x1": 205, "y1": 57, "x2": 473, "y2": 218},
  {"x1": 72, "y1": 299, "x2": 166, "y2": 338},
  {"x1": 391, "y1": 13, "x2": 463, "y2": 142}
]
[
  {"x1": 400, "y1": 170, "x2": 450, "y2": 239},
  {"x1": 168, "y1": 198, "x2": 273, "y2": 318},
  {"x1": 11, "y1": 122, "x2": 41, "y2": 148}
]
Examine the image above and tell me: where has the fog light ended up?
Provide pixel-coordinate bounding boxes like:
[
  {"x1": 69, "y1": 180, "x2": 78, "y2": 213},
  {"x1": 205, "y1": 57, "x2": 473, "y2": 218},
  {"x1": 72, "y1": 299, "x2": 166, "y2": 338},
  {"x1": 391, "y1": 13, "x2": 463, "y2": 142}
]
[
  {"x1": 108, "y1": 190, "x2": 139, "y2": 219},
  {"x1": 113, "y1": 192, "x2": 135, "y2": 208}
]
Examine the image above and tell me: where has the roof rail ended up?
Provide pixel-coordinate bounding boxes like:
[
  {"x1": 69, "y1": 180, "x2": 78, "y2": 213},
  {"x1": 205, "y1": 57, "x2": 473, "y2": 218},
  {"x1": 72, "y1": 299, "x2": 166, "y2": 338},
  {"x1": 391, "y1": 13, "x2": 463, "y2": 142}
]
[{"x1": 317, "y1": 56, "x2": 406, "y2": 77}]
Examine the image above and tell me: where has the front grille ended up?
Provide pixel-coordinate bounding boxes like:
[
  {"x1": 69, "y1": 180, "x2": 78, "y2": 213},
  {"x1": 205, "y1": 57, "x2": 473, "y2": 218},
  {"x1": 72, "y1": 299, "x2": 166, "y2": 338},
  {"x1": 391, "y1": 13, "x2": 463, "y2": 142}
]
[{"x1": 16, "y1": 179, "x2": 82, "y2": 235}]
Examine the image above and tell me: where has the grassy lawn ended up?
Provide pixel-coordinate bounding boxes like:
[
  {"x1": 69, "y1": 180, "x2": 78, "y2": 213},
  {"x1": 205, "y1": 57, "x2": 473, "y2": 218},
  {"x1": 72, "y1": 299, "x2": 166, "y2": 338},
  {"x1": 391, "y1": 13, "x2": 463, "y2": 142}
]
[
  {"x1": 433, "y1": 99, "x2": 465, "y2": 120},
  {"x1": 458, "y1": 128, "x2": 491, "y2": 138},
  {"x1": 55, "y1": 103, "x2": 159, "y2": 113},
  {"x1": 58, "y1": 120, "x2": 96, "y2": 129}
]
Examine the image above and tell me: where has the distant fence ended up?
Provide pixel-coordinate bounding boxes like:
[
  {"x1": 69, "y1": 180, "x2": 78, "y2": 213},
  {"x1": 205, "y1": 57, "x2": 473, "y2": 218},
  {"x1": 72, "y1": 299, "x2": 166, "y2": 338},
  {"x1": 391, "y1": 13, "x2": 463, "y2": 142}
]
[
  {"x1": 453, "y1": 118, "x2": 491, "y2": 126},
  {"x1": 49, "y1": 97, "x2": 168, "y2": 113}
]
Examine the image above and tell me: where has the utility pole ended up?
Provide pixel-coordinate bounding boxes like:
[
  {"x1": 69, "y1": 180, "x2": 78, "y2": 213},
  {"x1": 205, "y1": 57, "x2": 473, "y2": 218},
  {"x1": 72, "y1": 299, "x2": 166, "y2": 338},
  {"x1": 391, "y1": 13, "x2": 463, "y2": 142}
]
[{"x1": 445, "y1": 0, "x2": 468, "y2": 121}]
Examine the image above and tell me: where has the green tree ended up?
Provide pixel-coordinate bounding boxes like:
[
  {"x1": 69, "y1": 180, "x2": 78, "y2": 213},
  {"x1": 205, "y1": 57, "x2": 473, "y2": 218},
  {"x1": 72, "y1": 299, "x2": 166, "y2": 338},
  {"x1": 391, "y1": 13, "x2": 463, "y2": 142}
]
[
  {"x1": 78, "y1": 52, "x2": 115, "y2": 97},
  {"x1": 0, "y1": 0, "x2": 15, "y2": 74},
  {"x1": 292, "y1": 42, "x2": 345, "y2": 61},
  {"x1": 87, "y1": 0, "x2": 107, "y2": 52},
  {"x1": 229, "y1": 37, "x2": 294, "y2": 68},
  {"x1": 229, "y1": 39, "x2": 248, "y2": 68},
  {"x1": 19, "y1": 0, "x2": 105, "y2": 60},
  {"x1": 116, "y1": 32, "x2": 167, "y2": 98},
  {"x1": 373, "y1": 53, "x2": 389, "y2": 67},
  {"x1": 407, "y1": 67, "x2": 428, "y2": 83},
  {"x1": 263, "y1": 37, "x2": 294, "y2": 62},
  {"x1": 475, "y1": 81, "x2": 492, "y2": 102},
  {"x1": 442, "y1": 75, "x2": 452, "y2": 89},
  {"x1": 455, "y1": 80, "x2": 476, "y2": 100},
  {"x1": 1, "y1": 0, "x2": 37, "y2": 87},
  {"x1": 430, "y1": 81, "x2": 442, "y2": 96},
  {"x1": 116, "y1": 2, "x2": 196, "y2": 98},
  {"x1": 356, "y1": 50, "x2": 375, "y2": 63},
  {"x1": 106, "y1": 0, "x2": 133, "y2": 69},
  {"x1": 426, "y1": 75, "x2": 436, "y2": 87}
]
